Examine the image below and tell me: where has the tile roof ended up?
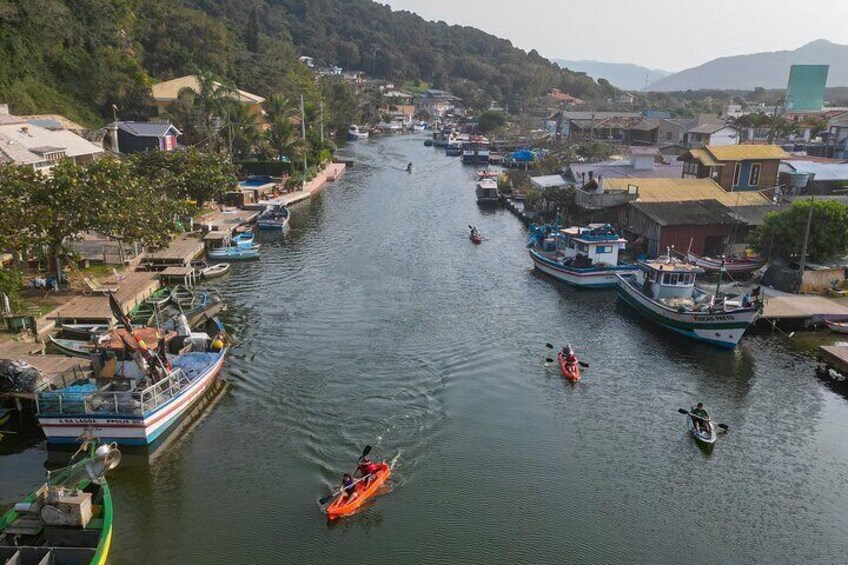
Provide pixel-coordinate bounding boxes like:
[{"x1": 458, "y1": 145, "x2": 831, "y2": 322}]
[
  {"x1": 632, "y1": 199, "x2": 743, "y2": 226},
  {"x1": 151, "y1": 75, "x2": 265, "y2": 104},
  {"x1": 604, "y1": 177, "x2": 769, "y2": 206},
  {"x1": 706, "y1": 144, "x2": 789, "y2": 161}
]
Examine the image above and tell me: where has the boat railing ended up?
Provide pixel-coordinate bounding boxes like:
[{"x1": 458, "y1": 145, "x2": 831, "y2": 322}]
[{"x1": 37, "y1": 368, "x2": 193, "y2": 417}]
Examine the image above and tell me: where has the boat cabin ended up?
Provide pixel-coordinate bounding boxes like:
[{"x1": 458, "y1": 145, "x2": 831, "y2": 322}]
[
  {"x1": 476, "y1": 179, "x2": 499, "y2": 202},
  {"x1": 541, "y1": 224, "x2": 627, "y2": 267},
  {"x1": 462, "y1": 136, "x2": 491, "y2": 164},
  {"x1": 638, "y1": 258, "x2": 703, "y2": 300}
]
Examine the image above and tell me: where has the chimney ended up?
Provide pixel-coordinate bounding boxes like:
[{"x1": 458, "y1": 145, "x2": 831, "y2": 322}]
[{"x1": 110, "y1": 123, "x2": 120, "y2": 154}]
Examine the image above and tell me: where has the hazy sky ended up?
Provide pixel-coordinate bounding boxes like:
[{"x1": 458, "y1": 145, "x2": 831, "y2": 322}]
[{"x1": 383, "y1": 0, "x2": 848, "y2": 71}]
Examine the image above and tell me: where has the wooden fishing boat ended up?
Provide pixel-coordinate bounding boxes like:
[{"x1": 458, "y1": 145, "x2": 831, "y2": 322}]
[
  {"x1": 326, "y1": 463, "x2": 391, "y2": 519},
  {"x1": 687, "y1": 414, "x2": 717, "y2": 445},
  {"x1": 824, "y1": 319, "x2": 848, "y2": 334},
  {"x1": 681, "y1": 250, "x2": 764, "y2": 274},
  {"x1": 0, "y1": 442, "x2": 120, "y2": 565},
  {"x1": 528, "y1": 223, "x2": 638, "y2": 288},
  {"x1": 60, "y1": 323, "x2": 142, "y2": 339},
  {"x1": 616, "y1": 255, "x2": 760, "y2": 349},
  {"x1": 49, "y1": 328, "x2": 176, "y2": 360},
  {"x1": 170, "y1": 285, "x2": 195, "y2": 308},
  {"x1": 38, "y1": 319, "x2": 229, "y2": 446},
  {"x1": 201, "y1": 263, "x2": 230, "y2": 279},
  {"x1": 257, "y1": 205, "x2": 291, "y2": 230}
]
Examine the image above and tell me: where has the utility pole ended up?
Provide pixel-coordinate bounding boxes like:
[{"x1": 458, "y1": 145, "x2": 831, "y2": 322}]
[
  {"x1": 300, "y1": 94, "x2": 307, "y2": 189},
  {"x1": 797, "y1": 197, "x2": 814, "y2": 293},
  {"x1": 320, "y1": 102, "x2": 324, "y2": 144}
]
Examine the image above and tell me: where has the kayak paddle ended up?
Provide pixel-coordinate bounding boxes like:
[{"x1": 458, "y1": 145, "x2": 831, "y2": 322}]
[
  {"x1": 318, "y1": 473, "x2": 374, "y2": 506},
  {"x1": 318, "y1": 445, "x2": 373, "y2": 505}
]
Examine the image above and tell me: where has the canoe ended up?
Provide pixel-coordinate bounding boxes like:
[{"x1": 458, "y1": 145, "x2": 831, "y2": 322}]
[
  {"x1": 470, "y1": 232, "x2": 483, "y2": 244},
  {"x1": 208, "y1": 246, "x2": 260, "y2": 261},
  {"x1": 824, "y1": 320, "x2": 848, "y2": 334},
  {"x1": 686, "y1": 414, "x2": 717, "y2": 445},
  {"x1": 557, "y1": 350, "x2": 581, "y2": 383},
  {"x1": 202, "y1": 263, "x2": 230, "y2": 279},
  {"x1": 0, "y1": 442, "x2": 119, "y2": 565},
  {"x1": 326, "y1": 462, "x2": 391, "y2": 519}
]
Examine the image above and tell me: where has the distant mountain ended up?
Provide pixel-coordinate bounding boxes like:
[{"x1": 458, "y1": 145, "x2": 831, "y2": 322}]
[
  {"x1": 647, "y1": 40, "x2": 848, "y2": 91},
  {"x1": 553, "y1": 60, "x2": 671, "y2": 91}
]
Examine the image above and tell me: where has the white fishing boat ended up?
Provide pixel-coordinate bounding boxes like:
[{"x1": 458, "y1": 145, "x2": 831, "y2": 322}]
[
  {"x1": 476, "y1": 178, "x2": 499, "y2": 204},
  {"x1": 257, "y1": 204, "x2": 290, "y2": 230},
  {"x1": 348, "y1": 125, "x2": 369, "y2": 140},
  {"x1": 615, "y1": 254, "x2": 761, "y2": 349},
  {"x1": 37, "y1": 319, "x2": 229, "y2": 446},
  {"x1": 681, "y1": 250, "x2": 764, "y2": 274},
  {"x1": 461, "y1": 136, "x2": 491, "y2": 164},
  {"x1": 528, "y1": 223, "x2": 638, "y2": 288}
]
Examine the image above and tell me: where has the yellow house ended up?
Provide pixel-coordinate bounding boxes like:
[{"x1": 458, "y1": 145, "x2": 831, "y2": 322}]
[{"x1": 150, "y1": 75, "x2": 267, "y2": 128}]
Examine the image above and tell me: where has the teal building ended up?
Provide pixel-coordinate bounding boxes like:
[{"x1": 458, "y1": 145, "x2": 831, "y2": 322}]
[{"x1": 784, "y1": 65, "x2": 829, "y2": 112}]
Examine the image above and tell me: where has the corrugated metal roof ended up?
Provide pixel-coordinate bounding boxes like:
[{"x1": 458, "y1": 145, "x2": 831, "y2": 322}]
[
  {"x1": 782, "y1": 160, "x2": 848, "y2": 181},
  {"x1": 682, "y1": 148, "x2": 722, "y2": 167},
  {"x1": 116, "y1": 121, "x2": 180, "y2": 138},
  {"x1": 604, "y1": 177, "x2": 769, "y2": 206},
  {"x1": 530, "y1": 174, "x2": 570, "y2": 188},
  {"x1": 0, "y1": 123, "x2": 103, "y2": 165},
  {"x1": 706, "y1": 144, "x2": 789, "y2": 161},
  {"x1": 728, "y1": 204, "x2": 786, "y2": 226},
  {"x1": 632, "y1": 199, "x2": 743, "y2": 226}
]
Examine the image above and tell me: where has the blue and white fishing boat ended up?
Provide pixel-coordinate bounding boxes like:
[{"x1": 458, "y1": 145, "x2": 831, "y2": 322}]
[
  {"x1": 615, "y1": 254, "x2": 760, "y2": 349},
  {"x1": 232, "y1": 232, "x2": 256, "y2": 247},
  {"x1": 37, "y1": 319, "x2": 229, "y2": 446},
  {"x1": 257, "y1": 204, "x2": 291, "y2": 230},
  {"x1": 208, "y1": 240, "x2": 260, "y2": 261},
  {"x1": 528, "y1": 223, "x2": 637, "y2": 288}
]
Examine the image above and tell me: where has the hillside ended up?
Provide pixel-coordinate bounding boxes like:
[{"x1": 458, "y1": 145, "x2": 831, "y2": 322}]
[
  {"x1": 0, "y1": 0, "x2": 610, "y2": 126},
  {"x1": 553, "y1": 59, "x2": 670, "y2": 91},
  {"x1": 648, "y1": 40, "x2": 848, "y2": 91}
]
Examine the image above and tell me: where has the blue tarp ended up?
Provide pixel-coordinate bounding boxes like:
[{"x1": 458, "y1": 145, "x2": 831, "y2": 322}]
[{"x1": 511, "y1": 149, "x2": 535, "y2": 162}]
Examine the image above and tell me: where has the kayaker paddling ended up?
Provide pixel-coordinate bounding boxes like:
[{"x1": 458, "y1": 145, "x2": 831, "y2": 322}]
[
  {"x1": 340, "y1": 473, "x2": 358, "y2": 501},
  {"x1": 690, "y1": 402, "x2": 711, "y2": 435},
  {"x1": 357, "y1": 457, "x2": 380, "y2": 486}
]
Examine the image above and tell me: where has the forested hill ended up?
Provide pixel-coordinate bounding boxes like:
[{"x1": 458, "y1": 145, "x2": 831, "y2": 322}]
[{"x1": 0, "y1": 0, "x2": 610, "y2": 126}]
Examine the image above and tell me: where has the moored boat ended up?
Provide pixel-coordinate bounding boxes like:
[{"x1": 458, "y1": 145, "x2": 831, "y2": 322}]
[
  {"x1": 348, "y1": 125, "x2": 369, "y2": 140},
  {"x1": 461, "y1": 136, "x2": 490, "y2": 164},
  {"x1": 257, "y1": 205, "x2": 291, "y2": 230},
  {"x1": 528, "y1": 223, "x2": 637, "y2": 288},
  {"x1": 326, "y1": 462, "x2": 391, "y2": 519},
  {"x1": 682, "y1": 250, "x2": 764, "y2": 274},
  {"x1": 615, "y1": 254, "x2": 761, "y2": 349},
  {"x1": 201, "y1": 263, "x2": 230, "y2": 279},
  {"x1": 824, "y1": 319, "x2": 848, "y2": 334},
  {"x1": 38, "y1": 319, "x2": 229, "y2": 445},
  {"x1": 475, "y1": 179, "x2": 499, "y2": 205},
  {"x1": 208, "y1": 245, "x2": 260, "y2": 261},
  {"x1": 0, "y1": 441, "x2": 120, "y2": 565},
  {"x1": 60, "y1": 323, "x2": 142, "y2": 339}
]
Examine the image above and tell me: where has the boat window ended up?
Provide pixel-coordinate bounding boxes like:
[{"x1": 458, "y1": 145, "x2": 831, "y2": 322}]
[
  {"x1": 566, "y1": 239, "x2": 575, "y2": 249},
  {"x1": 662, "y1": 273, "x2": 670, "y2": 284},
  {"x1": 577, "y1": 243, "x2": 589, "y2": 252},
  {"x1": 670, "y1": 273, "x2": 679, "y2": 285},
  {"x1": 596, "y1": 245, "x2": 612, "y2": 253}
]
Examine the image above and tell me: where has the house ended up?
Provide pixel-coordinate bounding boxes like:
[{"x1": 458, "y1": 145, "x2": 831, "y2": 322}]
[
  {"x1": 416, "y1": 90, "x2": 461, "y2": 119},
  {"x1": 824, "y1": 112, "x2": 848, "y2": 159},
  {"x1": 106, "y1": 121, "x2": 181, "y2": 154},
  {"x1": 779, "y1": 160, "x2": 848, "y2": 195},
  {"x1": 298, "y1": 56, "x2": 315, "y2": 68},
  {"x1": 615, "y1": 92, "x2": 638, "y2": 105},
  {"x1": 629, "y1": 118, "x2": 659, "y2": 145},
  {"x1": 0, "y1": 106, "x2": 103, "y2": 172},
  {"x1": 544, "y1": 88, "x2": 584, "y2": 108},
  {"x1": 565, "y1": 147, "x2": 683, "y2": 189},
  {"x1": 150, "y1": 75, "x2": 266, "y2": 126},
  {"x1": 684, "y1": 122, "x2": 739, "y2": 148},
  {"x1": 657, "y1": 119, "x2": 693, "y2": 145},
  {"x1": 677, "y1": 144, "x2": 789, "y2": 192},
  {"x1": 623, "y1": 199, "x2": 748, "y2": 257},
  {"x1": 557, "y1": 111, "x2": 644, "y2": 142}
]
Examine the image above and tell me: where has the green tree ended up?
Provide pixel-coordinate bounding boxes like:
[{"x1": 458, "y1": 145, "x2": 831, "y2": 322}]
[
  {"x1": 477, "y1": 111, "x2": 506, "y2": 134},
  {"x1": 751, "y1": 199, "x2": 848, "y2": 262}
]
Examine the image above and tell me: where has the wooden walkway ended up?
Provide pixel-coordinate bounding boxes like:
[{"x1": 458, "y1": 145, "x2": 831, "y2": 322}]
[
  {"x1": 198, "y1": 209, "x2": 258, "y2": 234},
  {"x1": 819, "y1": 345, "x2": 848, "y2": 374},
  {"x1": 142, "y1": 234, "x2": 204, "y2": 269},
  {"x1": 762, "y1": 296, "x2": 848, "y2": 320},
  {"x1": 48, "y1": 271, "x2": 160, "y2": 323}
]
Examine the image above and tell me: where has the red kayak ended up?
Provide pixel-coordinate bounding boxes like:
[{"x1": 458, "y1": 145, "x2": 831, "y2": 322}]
[
  {"x1": 326, "y1": 463, "x2": 391, "y2": 519},
  {"x1": 558, "y1": 349, "x2": 581, "y2": 382}
]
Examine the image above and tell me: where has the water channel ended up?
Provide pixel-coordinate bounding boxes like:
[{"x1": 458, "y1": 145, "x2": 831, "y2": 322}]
[{"x1": 4, "y1": 134, "x2": 848, "y2": 563}]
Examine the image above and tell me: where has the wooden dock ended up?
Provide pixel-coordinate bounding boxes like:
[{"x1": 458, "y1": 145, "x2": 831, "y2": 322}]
[
  {"x1": 48, "y1": 271, "x2": 160, "y2": 323},
  {"x1": 0, "y1": 354, "x2": 87, "y2": 401},
  {"x1": 142, "y1": 234, "x2": 204, "y2": 269},
  {"x1": 761, "y1": 296, "x2": 848, "y2": 320},
  {"x1": 198, "y1": 209, "x2": 258, "y2": 234},
  {"x1": 819, "y1": 345, "x2": 848, "y2": 374}
]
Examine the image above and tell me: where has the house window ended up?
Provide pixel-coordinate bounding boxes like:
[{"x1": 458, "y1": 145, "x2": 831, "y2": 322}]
[
  {"x1": 749, "y1": 163, "x2": 761, "y2": 186},
  {"x1": 732, "y1": 163, "x2": 742, "y2": 187}
]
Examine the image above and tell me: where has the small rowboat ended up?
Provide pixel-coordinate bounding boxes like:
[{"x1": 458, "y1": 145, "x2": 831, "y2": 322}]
[
  {"x1": 557, "y1": 349, "x2": 581, "y2": 383},
  {"x1": 201, "y1": 263, "x2": 231, "y2": 279},
  {"x1": 60, "y1": 323, "x2": 141, "y2": 339},
  {"x1": 824, "y1": 319, "x2": 848, "y2": 334},
  {"x1": 683, "y1": 250, "x2": 763, "y2": 274},
  {"x1": 326, "y1": 463, "x2": 391, "y2": 519},
  {"x1": 687, "y1": 414, "x2": 717, "y2": 445}
]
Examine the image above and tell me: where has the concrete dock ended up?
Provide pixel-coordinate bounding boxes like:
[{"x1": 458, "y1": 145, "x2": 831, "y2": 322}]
[{"x1": 255, "y1": 162, "x2": 346, "y2": 209}]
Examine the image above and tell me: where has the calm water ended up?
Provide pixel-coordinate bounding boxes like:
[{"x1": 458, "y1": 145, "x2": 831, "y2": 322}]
[{"x1": 4, "y1": 135, "x2": 848, "y2": 564}]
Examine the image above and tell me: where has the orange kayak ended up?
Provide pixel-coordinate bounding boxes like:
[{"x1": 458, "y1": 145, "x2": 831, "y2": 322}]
[
  {"x1": 326, "y1": 463, "x2": 391, "y2": 519},
  {"x1": 558, "y1": 350, "x2": 581, "y2": 382}
]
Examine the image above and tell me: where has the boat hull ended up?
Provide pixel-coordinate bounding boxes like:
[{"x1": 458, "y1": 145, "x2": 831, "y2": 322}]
[
  {"x1": 327, "y1": 463, "x2": 391, "y2": 519},
  {"x1": 557, "y1": 350, "x2": 581, "y2": 383},
  {"x1": 530, "y1": 249, "x2": 637, "y2": 289},
  {"x1": 38, "y1": 351, "x2": 227, "y2": 446},
  {"x1": 687, "y1": 416, "x2": 717, "y2": 445},
  {"x1": 824, "y1": 320, "x2": 848, "y2": 334},
  {"x1": 685, "y1": 251, "x2": 762, "y2": 274},
  {"x1": 615, "y1": 274, "x2": 758, "y2": 349}
]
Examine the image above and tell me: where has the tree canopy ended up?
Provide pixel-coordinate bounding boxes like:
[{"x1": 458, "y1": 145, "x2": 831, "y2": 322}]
[{"x1": 751, "y1": 199, "x2": 848, "y2": 262}]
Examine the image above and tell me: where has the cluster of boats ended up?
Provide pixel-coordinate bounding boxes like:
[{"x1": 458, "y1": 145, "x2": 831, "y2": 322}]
[{"x1": 528, "y1": 222, "x2": 762, "y2": 349}]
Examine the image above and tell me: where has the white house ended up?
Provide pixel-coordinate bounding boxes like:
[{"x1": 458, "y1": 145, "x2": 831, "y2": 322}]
[{"x1": 684, "y1": 123, "x2": 739, "y2": 148}]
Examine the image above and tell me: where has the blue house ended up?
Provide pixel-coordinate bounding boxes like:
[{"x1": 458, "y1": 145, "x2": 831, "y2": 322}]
[{"x1": 109, "y1": 121, "x2": 181, "y2": 154}]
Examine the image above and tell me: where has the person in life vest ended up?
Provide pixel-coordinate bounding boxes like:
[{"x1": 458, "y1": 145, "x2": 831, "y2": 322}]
[
  {"x1": 357, "y1": 457, "x2": 380, "y2": 486},
  {"x1": 339, "y1": 473, "x2": 357, "y2": 501},
  {"x1": 563, "y1": 344, "x2": 578, "y2": 367}
]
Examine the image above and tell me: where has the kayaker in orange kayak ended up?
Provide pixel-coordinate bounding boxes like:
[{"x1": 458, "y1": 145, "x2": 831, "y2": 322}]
[
  {"x1": 562, "y1": 345, "x2": 578, "y2": 367},
  {"x1": 339, "y1": 473, "x2": 358, "y2": 501},
  {"x1": 357, "y1": 457, "x2": 380, "y2": 486}
]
